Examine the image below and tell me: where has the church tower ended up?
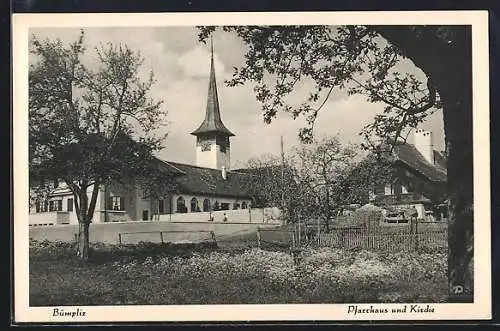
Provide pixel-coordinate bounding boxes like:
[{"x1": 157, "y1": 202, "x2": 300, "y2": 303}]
[{"x1": 190, "y1": 39, "x2": 235, "y2": 170}]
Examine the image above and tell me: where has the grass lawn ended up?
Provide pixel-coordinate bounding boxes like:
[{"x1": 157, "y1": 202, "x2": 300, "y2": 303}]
[{"x1": 29, "y1": 239, "x2": 448, "y2": 306}]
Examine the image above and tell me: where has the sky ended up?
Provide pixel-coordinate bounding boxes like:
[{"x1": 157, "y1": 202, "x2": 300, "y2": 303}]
[{"x1": 30, "y1": 26, "x2": 445, "y2": 169}]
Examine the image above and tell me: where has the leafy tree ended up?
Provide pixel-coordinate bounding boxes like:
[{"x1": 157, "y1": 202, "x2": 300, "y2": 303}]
[
  {"x1": 29, "y1": 31, "x2": 172, "y2": 260},
  {"x1": 198, "y1": 25, "x2": 473, "y2": 300},
  {"x1": 337, "y1": 150, "x2": 394, "y2": 206},
  {"x1": 291, "y1": 137, "x2": 358, "y2": 231},
  {"x1": 243, "y1": 137, "x2": 386, "y2": 230},
  {"x1": 242, "y1": 153, "x2": 303, "y2": 222}
]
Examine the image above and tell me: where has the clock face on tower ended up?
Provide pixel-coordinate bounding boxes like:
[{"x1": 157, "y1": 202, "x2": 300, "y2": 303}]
[{"x1": 200, "y1": 140, "x2": 211, "y2": 152}]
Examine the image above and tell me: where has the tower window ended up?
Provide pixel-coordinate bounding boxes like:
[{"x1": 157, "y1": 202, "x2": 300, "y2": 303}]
[{"x1": 216, "y1": 136, "x2": 229, "y2": 153}]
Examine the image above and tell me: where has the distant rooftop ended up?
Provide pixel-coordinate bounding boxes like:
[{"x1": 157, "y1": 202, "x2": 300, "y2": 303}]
[{"x1": 392, "y1": 143, "x2": 447, "y2": 182}]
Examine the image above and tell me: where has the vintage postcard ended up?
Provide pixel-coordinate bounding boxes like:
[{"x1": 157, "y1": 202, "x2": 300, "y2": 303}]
[{"x1": 12, "y1": 11, "x2": 491, "y2": 323}]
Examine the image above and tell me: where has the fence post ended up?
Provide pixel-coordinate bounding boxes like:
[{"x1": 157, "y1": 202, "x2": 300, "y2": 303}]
[
  {"x1": 415, "y1": 217, "x2": 419, "y2": 251},
  {"x1": 297, "y1": 221, "x2": 301, "y2": 247},
  {"x1": 256, "y1": 226, "x2": 261, "y2": 249},
  {"x1": 317, "y1": 218, "x2": 321, "y2": 245},
  {"x1": 160, "y1": 231, "x2": 164, "y2": 244},
  {"x1": 118, "y1": 233, "x2": 122, "y2": 245},
  {"x1": 210, "y1": 231, "x2": 217, "y2": 246}
]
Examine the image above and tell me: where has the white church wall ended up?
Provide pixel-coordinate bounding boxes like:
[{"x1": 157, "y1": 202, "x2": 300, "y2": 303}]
[
  {"x1": 157, "y1": 207, "x2": 282, "y2": 224},
  {"x1": 195, "y1": 143, "x2": 217, "y2": 169}
]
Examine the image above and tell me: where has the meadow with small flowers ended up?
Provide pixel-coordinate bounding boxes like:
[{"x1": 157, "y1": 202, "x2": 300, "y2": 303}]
[{"x1": 29, "y1": 239, "x2": 447, "y2": 305}]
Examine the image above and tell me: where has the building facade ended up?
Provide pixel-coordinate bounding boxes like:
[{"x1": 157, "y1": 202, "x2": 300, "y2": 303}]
[{"x1": 369, "y1": 129, "x2": 448, "y2": 221}]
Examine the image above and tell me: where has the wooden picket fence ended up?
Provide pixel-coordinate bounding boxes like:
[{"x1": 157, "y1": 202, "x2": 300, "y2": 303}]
[
  {"x1": 317, "y1": 227, "x2": 447, "y2": 251},
  {"x1": 256, "y1": 220, "x2": 448, "y2": 252}
]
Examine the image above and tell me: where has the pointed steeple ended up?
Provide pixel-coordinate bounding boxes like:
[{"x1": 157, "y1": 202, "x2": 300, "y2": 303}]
[{"x1": 191, "y1": 36, "x2": 235, "y2": 137}]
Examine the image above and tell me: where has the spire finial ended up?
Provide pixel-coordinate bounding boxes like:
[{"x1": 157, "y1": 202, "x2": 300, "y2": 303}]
[{"x1": 210, "y1": 34, "x2": 214, "y2": 62}]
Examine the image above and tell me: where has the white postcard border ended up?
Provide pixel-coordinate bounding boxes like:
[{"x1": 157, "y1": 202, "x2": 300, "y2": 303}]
[{"x1": 12, "y1": 10, "x2": 491, "y2": 322}]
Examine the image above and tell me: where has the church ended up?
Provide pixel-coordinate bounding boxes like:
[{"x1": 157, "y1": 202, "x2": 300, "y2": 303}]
[{"x1": 29, "y1": 43, "x2": 261, "y2": 226}]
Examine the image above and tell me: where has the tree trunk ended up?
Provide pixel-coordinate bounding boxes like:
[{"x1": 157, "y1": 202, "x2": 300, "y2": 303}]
[
  {"x1": 437, "y1": 28, "x2": 473, "y2": 303},
  {"x1": 441, "y1": 80, "x2": 474, "y2": 303},
  {"x1": 373, "y1": 25, "x2": 474, "y2": 303},
  {"x1": 76, "y1": 220, "x2": 90, "y2": 261}
]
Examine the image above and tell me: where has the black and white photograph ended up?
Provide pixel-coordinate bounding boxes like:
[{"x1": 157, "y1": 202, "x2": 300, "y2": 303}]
[{"x1": 12, "y1": 11, "x2": 491, "y2": 322}]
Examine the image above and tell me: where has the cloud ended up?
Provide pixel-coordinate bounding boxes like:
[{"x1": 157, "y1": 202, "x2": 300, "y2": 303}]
[
  {"x1": 29, "y1": 26, "x2": 446, "y2": 169},
  {"x1": 176, "y1": 45, "x2": 226, "y2": 79}
]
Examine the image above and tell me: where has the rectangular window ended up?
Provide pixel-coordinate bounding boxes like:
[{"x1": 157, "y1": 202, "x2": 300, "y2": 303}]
[
  {"x1": 35, "y1": 202, "x2": 40, "y2": 213},
  {"x1": 48, "y1": 200, "x2": 62, "y2": 211},
  {"x1": 142, "y1": 210, "x2": 149, "y2": 221},
  {"x1": 67, "y1": 198, "x2": 73, "y2": 212},
  {"x1": 374, "y1": 183, "x2": 385, "y2": 195},
  {"x1": 49, "y1": 200, "x2": 62, "y2": 211},
  {"x1": 142, "y1": 189, "x2": 148, "y2": 200},
  {"x1": 158, "y1": 199, "x2": 164, "y2": 214},
  {"x1": 392, "y1": 183, "x2": 403, "y2": 195},
  {"x1": 221, "y1": 203, "x2": 230, "y2": 210},
  {"x1": 109, "y1": 196, "x2": 125, "y2": 211}
]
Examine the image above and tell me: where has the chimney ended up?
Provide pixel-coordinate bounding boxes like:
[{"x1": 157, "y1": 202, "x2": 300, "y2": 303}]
[
  {"x1": 221, "y1": 166, "x2": 227, "y2": 180},
  {"x1": 413, "y1": 129, "x2": 434, "y2": 165}
]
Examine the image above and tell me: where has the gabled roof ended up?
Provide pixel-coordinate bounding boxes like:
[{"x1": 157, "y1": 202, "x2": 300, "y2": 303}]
[
  {"x1": 190, "y1": 42, "x2": 234, "y2": 137},
  {"x1": 392, "y1": 143, "x2": 447, "y2": 182},
  {"x1": 160, "y1": 160, "x2": 252, "y2": 198}
]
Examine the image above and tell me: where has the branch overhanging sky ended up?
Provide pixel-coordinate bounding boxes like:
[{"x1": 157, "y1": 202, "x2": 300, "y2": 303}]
[{"x1": 30, "y1": 26, "x2": 445, "y2": 169}]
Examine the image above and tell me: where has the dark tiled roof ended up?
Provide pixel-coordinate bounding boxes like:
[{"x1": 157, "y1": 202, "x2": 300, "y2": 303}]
[
  {"x1": 190, "y1": 48, "x2": 234, "y2": 137},
  {"x1": 433, "y1": 150, "x2": 447, "y2": 169},
  {"x1": 392, "y1": 144, "x2": 447, "y2": 182},
  {"x1": 152, "y1": 157, "x2": 186, "y2": 177},
  {"x1": 160, "y1": 160, "x2": 253, "y2": 198}
]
